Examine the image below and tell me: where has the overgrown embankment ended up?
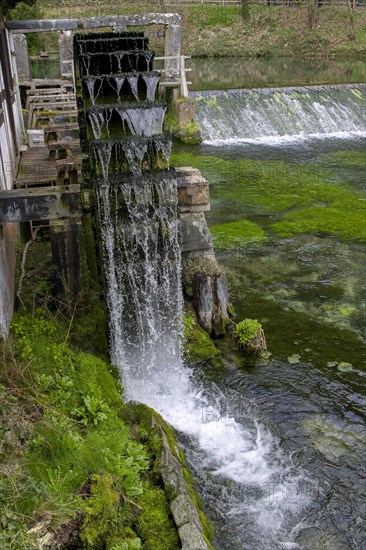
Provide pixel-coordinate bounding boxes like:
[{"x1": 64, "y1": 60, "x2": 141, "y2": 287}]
[
  {"x1": 0, "y1": 236, "x2": 213, "y2": 549},
  {"x1": 29, "y1": 1, "x2": 366, "y2": 59},
  {"x1": 0, "y1": 313, "x2": 181, "y2": 549},
  {"x1": 180, "y1": 5, "x2": 366, "y2": 58}
]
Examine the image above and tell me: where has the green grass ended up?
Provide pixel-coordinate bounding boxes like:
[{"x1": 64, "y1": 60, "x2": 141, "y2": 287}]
[
  {"x1": 0, "y1": 312, "x2": 181, "y2": 549},
  {"x1": 187, "y1": 5, "x2": 240, "y2": 28}
]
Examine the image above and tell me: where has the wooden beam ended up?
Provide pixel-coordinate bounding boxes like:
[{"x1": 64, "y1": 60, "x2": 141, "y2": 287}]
[
  {"x1": 6, "y1": 13, "x2": 181, "y2": 33},
  {"x1": 0, "y1": 184, "x2": 81, "y2": 223}
]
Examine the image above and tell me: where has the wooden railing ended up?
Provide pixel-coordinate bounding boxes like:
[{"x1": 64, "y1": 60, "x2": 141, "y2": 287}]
[{"x1": 154, "y1": 55, "x2": 192, "y2": 97}]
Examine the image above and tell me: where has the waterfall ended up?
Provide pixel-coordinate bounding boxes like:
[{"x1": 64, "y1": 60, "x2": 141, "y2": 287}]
[
  {"x1": 75, "y1": 30, "x2": 314, "y2": 549},
  {"x1": 96, "y1": 171, "x2": 183, "y2": 399},
  {"x1": 127, "y1": 75, "x2": 139, "y2": 101},
  {"x1": 192, "y1": 84, "x2": 366, "y2": 144},
  {"x1": 143, "y1": 74, "x2": 160, "y2": 102}
]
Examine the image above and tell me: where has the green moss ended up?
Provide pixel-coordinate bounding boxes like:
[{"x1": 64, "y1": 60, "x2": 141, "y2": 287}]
[
  {"x1": 320, "y1": 150, "x2": 366, "y2": 169},
  {"x1": 135, "y1": 486, "x2": 180, "y2": 550},
  {"x1": 164, "y1": 112, "x2": 202, "y2": 144},
  {"x1": 184, "y1": 317, "x2": 220, "y2": 364},
  {"x1": 210, "y1": 219, "x2": 266, "y2": 249}
]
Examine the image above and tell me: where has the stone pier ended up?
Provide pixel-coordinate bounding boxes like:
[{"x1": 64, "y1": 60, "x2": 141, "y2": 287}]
[{"x1": 177, "y1": 167, "x2": 229, "y2": 336}]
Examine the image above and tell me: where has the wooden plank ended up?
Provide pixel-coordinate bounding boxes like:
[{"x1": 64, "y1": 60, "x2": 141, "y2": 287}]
[
  {"x1": 16, "y1": 147, "x2": 58, "y2": 188},
  {"x1": 0, "y1": 184, "x2": 82, "y2": 223},
  {"x1": 6, "y1": 13, "x2": 181, "y2": 33}
]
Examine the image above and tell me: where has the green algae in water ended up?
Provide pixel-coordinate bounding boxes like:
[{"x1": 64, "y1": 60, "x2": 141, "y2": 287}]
[
  {"x1": 287, "y1": 353, "x2": 301, "y2": 364},
  {"x1": 300, "y1": 413, "x2": 366, "y2": 461},
  {"x1": 320, "y1": 150, "x2": 366, "y2": 170},
  {"x1": 271, "y1": 204, "x2": 366, "y2": 242},
  {"x1": 171, "y1": 151, "x2": 366, "y2": 242},
  {"x1": 210, "y1": 219, "x2": 266, "y2": 249},
  {"x1": 337, "y1": 361, "x2": 353, "y2": 372}
]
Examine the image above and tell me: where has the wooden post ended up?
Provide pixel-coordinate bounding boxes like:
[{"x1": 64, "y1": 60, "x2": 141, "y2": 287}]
[{"x1": 180, "y1": 56, "x2": 188, "y2": 98}]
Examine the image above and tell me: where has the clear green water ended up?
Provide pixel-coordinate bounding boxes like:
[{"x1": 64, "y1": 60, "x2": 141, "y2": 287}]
[{"x1": 173, "y1": 128, "x2": 366, "y2": 548}]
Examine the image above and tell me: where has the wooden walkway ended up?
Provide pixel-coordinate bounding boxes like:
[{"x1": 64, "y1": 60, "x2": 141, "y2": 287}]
[{"x1": 15, "y1": 147, "x2": 58, "y2": 188}]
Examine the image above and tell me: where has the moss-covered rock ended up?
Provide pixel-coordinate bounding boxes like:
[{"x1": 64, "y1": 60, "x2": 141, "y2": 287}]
[
  {"x1": 122, "y1": 403, "x2": 215, "y2": 550},
  {"x1": 183, "y1": 312, "x2": 220, "y2": 364},
  {"x1": 164, "y1": 111, "x2": 202, "y2": 145}
]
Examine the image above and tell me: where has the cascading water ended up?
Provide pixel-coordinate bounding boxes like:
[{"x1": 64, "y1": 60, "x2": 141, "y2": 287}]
[
  {"x1": 75, "y1": 31, "x2": 315, "y2": 549},
  {"x1": 192, "y1": 84, "x2": 366, "y2": 145}
]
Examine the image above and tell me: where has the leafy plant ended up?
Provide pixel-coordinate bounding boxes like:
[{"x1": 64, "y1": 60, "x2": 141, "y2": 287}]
[
  {"x1": 233, "y1": 319, "x2": 267, "y2": 354},
  {"x1": 72, "y1": 395, "x2": 111, "y2": 426}
]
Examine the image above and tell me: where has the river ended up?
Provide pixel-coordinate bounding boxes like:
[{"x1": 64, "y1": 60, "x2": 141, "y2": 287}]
[{"x1": 170, "y1": 61, "x2": 366, "y2": 549}]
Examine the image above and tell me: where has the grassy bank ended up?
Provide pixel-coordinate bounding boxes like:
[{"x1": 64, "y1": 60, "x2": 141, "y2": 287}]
[
  {"x1": 0, "y1": 311, "x2": 182, "y2": 549},
  {"x1": 28, "y1": 1, "x2": 366, "y2": 59},
  {"x1": 181, "y1": 4, "x2": 366, "y2": 58},
  {"x1": 0, "y1": 235, "x2": 212, "y2": 549}
]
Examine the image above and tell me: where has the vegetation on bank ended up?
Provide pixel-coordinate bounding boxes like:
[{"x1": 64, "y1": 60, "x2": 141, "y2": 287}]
[
  {"x1": 0, "y1": 311, "x2": 183, "y2": 549},
  {"x1": 5, "y1": 1, "x2": 366, "y2": 60},
  {"x1": 182, "y1": 4, "x2": 366, "y2": 58}
]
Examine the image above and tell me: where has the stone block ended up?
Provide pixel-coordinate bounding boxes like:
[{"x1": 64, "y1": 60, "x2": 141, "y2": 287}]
[
  {"x1": 171, "y1": 494, "x2": 202, "y2": 530},
  {"x1": 13, "y1": 34, "x2": 31, "y2": 80},
  {"x1": 180, "y1": 212, "x2": 213, "y2": 253},
  {"x1": 177, "y1": 174, "x2": 209, "y2": 208},
  {"x1": 178, "y1": 523, "x2": 210, "y2": 550}
]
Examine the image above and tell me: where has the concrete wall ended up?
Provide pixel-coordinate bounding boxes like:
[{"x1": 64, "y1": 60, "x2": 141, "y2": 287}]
[{"x1": 0, "y1": 22, "x2": 24, "y2": 337}]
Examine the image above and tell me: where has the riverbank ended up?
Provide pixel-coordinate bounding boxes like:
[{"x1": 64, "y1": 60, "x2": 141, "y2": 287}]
[
  {"x1": 180, "y1": 5, "x2": 366, "y2": 59},
  {"x1": 33, "y1": 2, "x2": 366, "y2": 59},
  {"x1": 0, "y1": 239, "x2": 213, "y2": 550}
]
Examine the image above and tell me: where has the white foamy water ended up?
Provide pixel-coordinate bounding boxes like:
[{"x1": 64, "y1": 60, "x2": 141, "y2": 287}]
[
  {"x1": 94, "y1": 161, "x2": 313, "y2": 547},
  {"x1": 193, "y1": 84, "x2": 366, "y2": 145},
  {"x1": 204, "y1": 130, "x2": 366, "y2": 147}
]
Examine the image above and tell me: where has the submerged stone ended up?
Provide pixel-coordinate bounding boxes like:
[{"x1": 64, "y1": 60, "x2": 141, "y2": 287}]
[
  {"x1": 337, "y1": 361, "x2": 353, "y2": 372},
  {"x1": 287, "y1": 354, "x2": 301, "y2": 364}
]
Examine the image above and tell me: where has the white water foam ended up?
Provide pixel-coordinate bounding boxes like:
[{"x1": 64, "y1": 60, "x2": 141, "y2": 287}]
[
  {"x1": 204, "y1": 130, "x2": 366, "y2": 147},
  {"x1": 194, "y1": 85, "x2": 366, "y2": 146}
]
